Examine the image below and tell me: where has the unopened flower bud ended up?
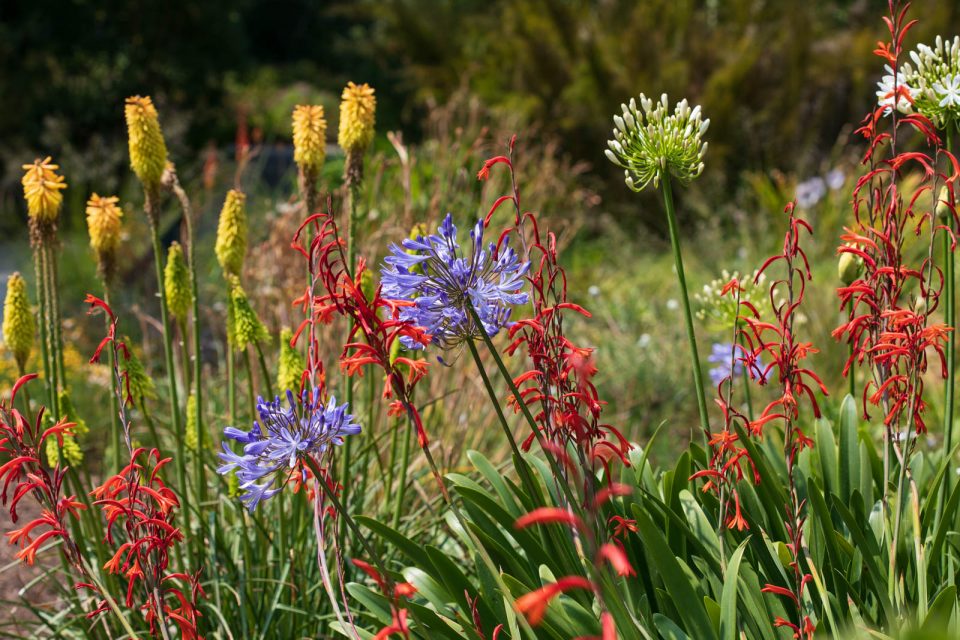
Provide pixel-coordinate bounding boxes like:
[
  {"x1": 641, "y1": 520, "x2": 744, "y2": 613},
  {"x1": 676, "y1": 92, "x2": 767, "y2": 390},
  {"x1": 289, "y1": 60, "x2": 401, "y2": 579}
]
[
  {"x1": 215, "y1": 189, "x2": 248, "y2": 276},
  {"x1": 227, "y1": 276, "x2": 268, "y2": 350},
  {"x1": 164, "y1": 242, "x2": 191, "y2": 321},
  {"x1": 3, "y1": 273, "x2": 35, "y2": 371},
  {"x1": 937, "y1": 185, "x2": 953, "y2": 221},
  {"x1": 606, "y1": 93, "x2": 709, "y2": 191},
  {"x1": 838, "y1": 246, "x2": 864, "y2": 285},
  {"x1": 277, "y1": 327, "x2": 306, "y2": 394},
  {"x1": 124, "y1": 96, "x2": 168, "y2": 188}
]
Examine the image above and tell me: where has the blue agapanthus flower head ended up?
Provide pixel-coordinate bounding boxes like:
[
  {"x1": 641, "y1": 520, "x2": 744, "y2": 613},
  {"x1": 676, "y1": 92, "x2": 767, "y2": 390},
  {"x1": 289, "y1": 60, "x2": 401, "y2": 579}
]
[
  {"x1": 217, "y1": 388, "x2": 360, "y2": 511},
  {"x1": 380, "y1": 213, "x2": 529, "y2": 349}
]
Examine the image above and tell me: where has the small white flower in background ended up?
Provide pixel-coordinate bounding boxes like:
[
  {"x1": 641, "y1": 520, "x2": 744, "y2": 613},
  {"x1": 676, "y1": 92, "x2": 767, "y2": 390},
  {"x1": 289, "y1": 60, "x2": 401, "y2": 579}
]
[
  {"x1": 666, "y1": 299, "x2": 679, "y2": 311},
  {"x1": 876, "y1": 64, "x2": 915, "y2": 116},
  {"x1": 934, "y1": 74, "x2": 960, "y2": 108},
  {"x1": 637, "y1": 333, "x2": 652, "y2": 348},
  {"x1": 606, "y1": 93, "x2": 709, "y2": 191},
  {"x1": 825, "y1": 168, "x2": 845, "y2": 191},
  {"x1": 588, "y1": 285, "x2": 600, "y2": 297},
  {"x1": 795, "y1": 176, "x2": 827, "y2": 209}
]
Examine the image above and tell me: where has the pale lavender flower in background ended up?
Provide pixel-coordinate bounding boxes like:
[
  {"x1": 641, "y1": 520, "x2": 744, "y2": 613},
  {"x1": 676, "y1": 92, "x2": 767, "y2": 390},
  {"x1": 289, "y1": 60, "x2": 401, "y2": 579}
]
[
  {"x1": 795, "y1": 177, "x2": 826, "y2": 209},
  {"x1": 825, "y1": 169, "x2": 845, "y2": 191}
]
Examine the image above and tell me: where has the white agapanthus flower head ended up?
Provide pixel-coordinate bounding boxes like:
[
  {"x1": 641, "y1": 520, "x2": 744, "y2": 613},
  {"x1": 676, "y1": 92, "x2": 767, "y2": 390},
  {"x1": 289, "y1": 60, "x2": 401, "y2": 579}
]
[
  {"x1": 899, "y1": 35, "x2": 960, "y2": 126},
  {"x1": 606, "y1": 93, "x2": 709, "y2": 191}
]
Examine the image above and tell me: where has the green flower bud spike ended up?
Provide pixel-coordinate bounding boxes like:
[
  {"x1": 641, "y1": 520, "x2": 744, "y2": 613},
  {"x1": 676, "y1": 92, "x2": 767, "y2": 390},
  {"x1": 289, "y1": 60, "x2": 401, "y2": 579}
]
[
  {"x1": 164, "y1": 241, "x2": 191, "y2": 321},
  {"x1": 277, "y1": 327, "x2": 306, "y2": 394},
  {"x1": 3, "y1": 272, "x2": 35, "y2": 372}
]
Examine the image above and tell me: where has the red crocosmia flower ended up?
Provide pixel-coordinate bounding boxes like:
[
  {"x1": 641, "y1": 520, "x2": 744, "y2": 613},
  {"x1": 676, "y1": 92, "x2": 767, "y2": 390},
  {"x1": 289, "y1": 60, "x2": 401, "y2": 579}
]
[
  {"x1": 374, "y1": 608, "x2": 410, "y2": 640},
  {"x1": 515, "y1": 507, "x2": 585, "y2": 531},
  {"x1": 597, "y1": 542, "x2": 635, "y2": 576},
  {"x1": 608, "y1": 515, "x2": 637, "y2": 540},
  {"x1": 514, "y1": 576, "x2": 595, "y2": 625},
  {"x1": 292, "y1": 210, "x2": 431, "y2": 452},
  {"x1": 81, "y1": 298, "x2": 205, "y2": 636},
  {"x1": 479, "y1": 140, "x2": 632, "y2": 481}
]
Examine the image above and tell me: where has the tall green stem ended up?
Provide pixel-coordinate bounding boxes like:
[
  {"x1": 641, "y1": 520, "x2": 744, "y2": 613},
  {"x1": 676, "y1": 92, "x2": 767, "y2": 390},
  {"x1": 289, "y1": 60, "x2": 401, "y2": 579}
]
[
  {"x1": 391, "y1": 418, "x2": 412, "y2": 530},
  {"x1": 104, "y1": 285, "x2": 121, "y2": 471},
  {"x1": 41, "y1": 242, "x2": 60, "y2": 419},
  {"x1": 148, "y1": 213, "x2": 187, "y2": 509},
  {"x1": 341, "y1": 183, "x2": 359, "y2": 529},
  {"x1": 32, "y1": 244, "x2": 55, "y2": 416},
  {"x1": 46, "y1": 242, "x2": 67, "y2": 393},
  {"x1": 466, "y1": 339, "x2": 541, "y2": 496},
  {"x1": 660, "y1": 175, "x2": 710, "y2": 436},
  {"x1": 938, "y1": 133, "x2": 957, "y2": 531},
  {"x1": 227, "y1": 337, "x2": 236, "y2": 425}
]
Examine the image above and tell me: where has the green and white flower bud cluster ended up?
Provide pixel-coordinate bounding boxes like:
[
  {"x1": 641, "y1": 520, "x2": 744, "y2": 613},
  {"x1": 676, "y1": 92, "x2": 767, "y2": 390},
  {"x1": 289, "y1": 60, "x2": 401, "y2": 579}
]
[
  {"x1": 900, "y1": 35, "x2": 960, "y2": 126},
  {"x1": 606, "y1": 93, "x2": 709, "y2": 191},
  {"x1": 694, "y1": 269, "x2": 775, "y2": 333}
]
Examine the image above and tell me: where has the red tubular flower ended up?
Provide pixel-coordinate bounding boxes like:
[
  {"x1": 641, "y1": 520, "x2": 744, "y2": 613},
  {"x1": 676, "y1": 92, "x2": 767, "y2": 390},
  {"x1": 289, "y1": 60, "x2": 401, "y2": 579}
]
[
  {"x1": 374, "y1": 608, "x2": 410, "y2": 640},
  {"x1": 514, "y1": 576, "x2": 595, "y2": 625},
  {"x1": 596, "y1": 542, "x2": 635, "y2": 577},
  {"x1": 291, "y1": 209, "x2": 430, "y2": 448},
  {"x1": 83, "y1": 296, "x2": 205, "y2": 637},
  {"x1": 836, "y1": 0, "x2": 956, "y2": 444},
  {"x1": 0, "y1": 375, "x2": 85, "y2": 571},
  {"x1": 514, "y1": 507, "x2": 586, "y2": 531},
  {"x1": 479, "y1": 140, "x2": 630, "y2": 501}
]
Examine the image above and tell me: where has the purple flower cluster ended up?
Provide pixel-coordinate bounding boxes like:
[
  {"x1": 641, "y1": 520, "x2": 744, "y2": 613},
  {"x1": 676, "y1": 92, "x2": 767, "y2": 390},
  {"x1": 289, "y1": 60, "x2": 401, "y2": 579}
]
[
  {"x1": 708, "y1": 342, "x2": 743, "y2": 386},
  {"x1": 381, "y1": 213, "x2": 529, "y2": 349},
  {"x1": 217, "y1": 388, "x2": 360, "y2": 511}
]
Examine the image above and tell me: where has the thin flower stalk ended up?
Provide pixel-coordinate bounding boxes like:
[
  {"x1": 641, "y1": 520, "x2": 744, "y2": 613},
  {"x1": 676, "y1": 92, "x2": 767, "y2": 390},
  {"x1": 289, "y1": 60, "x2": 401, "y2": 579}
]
[
  {"x1": 833, "y1": 2, "x2": 957, "y2": 601},
  {"x1": 84, "y1": 294, "x2": 204, "y2": 638},
  {"x1": 748, "y1": 204, "x2": 825, "y2": 640}
]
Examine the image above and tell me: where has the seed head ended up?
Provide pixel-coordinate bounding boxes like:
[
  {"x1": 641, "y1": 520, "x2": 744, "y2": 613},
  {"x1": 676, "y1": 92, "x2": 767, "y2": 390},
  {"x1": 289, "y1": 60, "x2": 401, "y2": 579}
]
[
  {"x1": 606, "y1": 93, "x2": 709, "y2": 191},
  {"x1": 215, "y1": 189, "x2": 248, "y2": 276},
  {"x1": 124, "y1": 96, "x2": 168, "y2": 188}
]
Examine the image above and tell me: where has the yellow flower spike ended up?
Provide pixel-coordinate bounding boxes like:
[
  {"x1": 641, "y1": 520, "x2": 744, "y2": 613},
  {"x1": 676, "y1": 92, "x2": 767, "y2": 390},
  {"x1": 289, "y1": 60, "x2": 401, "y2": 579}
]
[
  {"x1": 21, "y1": 157, "x2": 67, "y2": 224},
  {"x1": 124, "y1": 96, "x2": 168, "y2": 189},
  {"x1": 86, "y1": 193, "x2": 123, "y2": 281},
  {"x1": 3, "y1": 273, "x2": 35, "y2": 372},
  {"x1": 277, "y1": 327, "x2": 306, "y2": 394},
  {"x1": 292, "y1": 105, "x2": 327, "y2": 174},
  {"x1": 338, "y1": 82, "x2": 376, "y2": 154},
  {"x1": 215, "y1": 189, "x2": 248, "y2": 276},
  {"x1": 164, "y1": 242, "x2": 191, "y2": 321},
  {"x1": 227, "y1": 275, "x2": 268, "y2": 351}
]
